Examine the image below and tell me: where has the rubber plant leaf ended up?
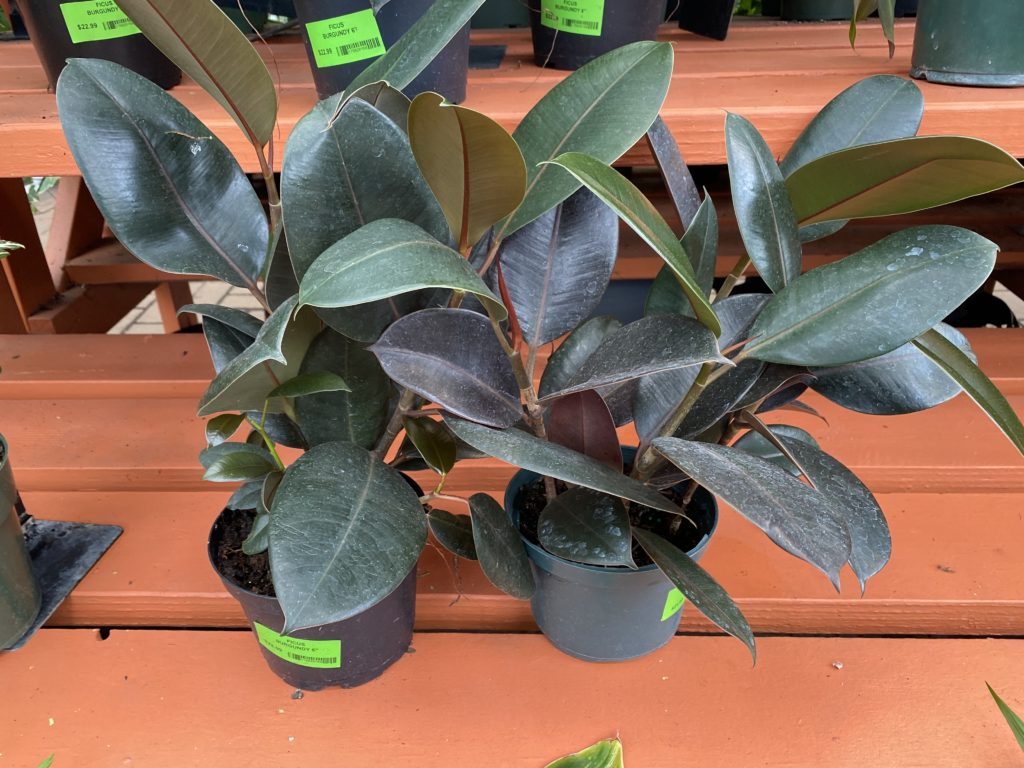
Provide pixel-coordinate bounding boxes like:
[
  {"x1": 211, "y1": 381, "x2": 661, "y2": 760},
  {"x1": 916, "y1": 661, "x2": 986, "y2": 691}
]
[
  {"x1": 205, "y1": 413, "x2": 246, "y2": 446},
  {"x1": 115, "y1": 0, "x2": 277, "y2": 146},
  {"x1": 293, "y1": 329, "x2": 390, "y2": 450},
  {"x1": 745, "y1": 226, "x2": 997, "y2": 367},
  {"x1": 634, "y1": 528, "x2": 756, "y2": 661},
  {"x1": 345, "y1": 81, "x2": 411, "y2": 132},
  {"x1": 786, "y1": 136, "x2": 1024, "y2": 227},
  {"x1": 408, "y1": 92, "x2": 527, "y2": 251},
  {"x1": 403, "y1": 417, "x2": 458, "y2": 476},
  {"x1": 498, "y1": 188, "x2": 619, "y2": 347},
  {"x1": 428, "y1": 509, "x2": 478, "y2": 560},
  {"x1": 545, "y1": 391, "x2": 623, "y2": 473},
  {"x1": 912, "y1": 328, "x2": 1024, "y2": 455},
  {"x1": 197, "y1": 296, "x2": 322, "y2": 417},
  {"x1": 371, "y1": 309, "x2": 523, "y2": 429},
  {"x1": 505, "y1": 41, "x2": 674, "y2": 236},
  {"x1": 345, "y1": 0, "x2": 486, "y2": 94},
  {"x1": 202, "y1": 450, "x2": 277, "y2": 483},
  {"x1": 446, "y1": 416, "x2": 683, "y2": 515},
  {"x1": 725, "y1": 113, "x2": 802, "y2": 294},
  {"x1": 469, "y1": 493, "x2": 534, "y2": 598},
  {"x1": 57, "y1": 59, "x2": 267, "y2": 290},
  {"x1": 646, "y1": 115, "x2": 702, "y2": 230},
  {"x1": 299, "y1": 219, "x2": 505, "y2": 320},
  {"x1": 539, "y1": 487, "x2": 635, "y2": 568},
  {"x1": 545, "y1": 738, "x2": 624, "y2": 768},
  {"x1": 652, "y1": 438, "x2": 851, "y2": 589},
  {"x1": 733, "y1": 424, "x2": 819, "y2": 475},
  {"x1": 543, "y1": 152, "x2": 720, "y2": 335}
]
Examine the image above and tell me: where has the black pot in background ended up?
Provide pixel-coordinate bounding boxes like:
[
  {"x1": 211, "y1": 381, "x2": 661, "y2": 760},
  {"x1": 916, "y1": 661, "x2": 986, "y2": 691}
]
[
  {"x1": 529, "y1": 0, "x2": 666, "y2": 71},
  {"x1": 293, "y1": 0, "x2": 470, "y2": 101},
  {"x1": 19, "y1": 0, "x2": 181, "y2": 90},
  {"x1": 780, "y1": 0, "x2": 850, "y2": 21},
  {"x1": 0, "y1": 435, "x2": 41, "y2": 650},
  {"x1": 208, "y1": 508, "x2": 417, "y2": 690},
  {"x1": 677, "y1": 0, "x2": 736, "y2": 41}
]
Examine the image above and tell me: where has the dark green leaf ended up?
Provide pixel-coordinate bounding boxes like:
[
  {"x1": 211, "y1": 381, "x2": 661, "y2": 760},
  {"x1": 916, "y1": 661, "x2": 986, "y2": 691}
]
[
  {"x1": 268, "y1": 372, "x2": 350, "y2": 399},
  {"x1": 206, "y1": 413, "x2": 245, "y2": 446},
  {"x1": 538, "y1": 316, "x2": 621, "y2": 399},
  {"x1": 506, "y1": 41, "x2": 674, "y2": 235},
  {"x1": 539, "y1": 487, "x2": 635, "y2": 568},
  {"x1": 428, "y1": 509, "x2": 478, "y2": 560},
  {"x1": 677, "y1": 359, "x2": 764, "y2": 439},
  {"x1": 199, "y1": 441, "x2": 271, "y2": 470},
  {"x1": 913, "y1": 329, "x2": 1024, "y2": 454},
  {"x1": 469, "y1": 493, "x2": 534, "y2": 599},
  {"x1": 241, "y1": 511, "x2": 270, "y2": 555},
  {"x1": 643, "y1": 195, "x2": 718, "y2": 318},
  {"x1": 265, "y1": 233, "x2": 299, "y2": 311},
  {"x1": 499, "y1": 188, "x2": 618, "y2": 347},
  {"x1": 182, "y1": 304, "x2": 262, "y2": 338},
  {"x1": 647, "y1": 116, "x2": 701, "y2": 232},
  {"x1": 787, "y1": 136, "x2": 1024, "y2": 227},
  {"x1": 988, "y1": 683, "x2": 1024, "y2": 752},
  {"x1": 346, "y1": 81, "x2": 411, "y2": 131},
  {"x1": 543, "y1": 152, "x2": 719, "y2": 335},
  {"x1": 447, "y1": 417, "x2": 682, "y2": 515},
  {"x1": 746, "y1": 227, "x2": 997, "y2": 366},
  {"x1": 733, "y1": 424, "x2": 819, "y2": 475},
  {"x1": 633, "y1": 528, "x2": 756, "y2": 661},
  {"x1": 203, "y1": 451, "x2": 276, "y2": 482},
  {"x1": 117, "y1": 0, "x2": 277, "y2": 146},
  {"x1": 652, "y1": 437, "x2": 850, "y2": 588},
  {"x1": 372, "y1": 309, "x2": 522, "y2": 429},
  {"x1": 725, "y1": 113, "x2": 801, "y2": 293},
  {"x1": 57, "y1": 59, "x2": 267, "y2": 290},
  {"x1": 404, "y1": 417, "x2": 458, "y2": 475},
  {"x1": 227, "y1": 479, "x2": 263, "y2": 510},
  {"x1": 270, "y1": 442, "x2": 426, "y2": 633}
]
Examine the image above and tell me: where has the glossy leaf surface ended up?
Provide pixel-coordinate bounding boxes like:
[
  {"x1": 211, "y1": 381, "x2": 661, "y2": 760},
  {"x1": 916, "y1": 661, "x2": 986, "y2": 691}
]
[
  {"x1": 268, "y1": 372, "x2": 350, "y2": 400},
  {"x1": 202, "y1": 450, "x2": 276, "y2": 482},
  {"x1": 270, "y1": 442, "x2": 426, "y2": 633},
  {"x1": 725, "y1": 113, "x2": 801, "y2": 293},
  {"x1": 647, "y1": 116, "x2": 701, "y2": 229},
  {"x1": 499, "y1": 188, "x2": 618, "y2": 347},
  {"x1": 545, "y1": 739, "x2": 624, "y2": 768},
  {"x1": 546, "y1": 391, "x2": 622, "y2": 472},
  {"x1": 746, "y1": 227, "x2": 997, "y2": 366},
  {"x1": 539, "y1": 487, "x2": 635, "y2": 568},
  {"x1": 733, "y1": 424, "x2": 819, "y2": 475},
  {"x1": 469, "y1": 493, "x2": 534, "y2": 599},
  {"x1": 57, "y1": 59, "x2": 267, "y2": 290},
  {"x1": 634, "y1": 528, "x2": 756, "y2": 660},
  {"x1": 652, "y1": 438, "x2": 850, "y2": 588},
  {"x1": 372, "y1": 309, "x2": 522, "y2": 429},
  {"x1": 206, "y1": 413, "x2": 245, "y2": 447},
  {"x1": 404, "y1": 417, "x2": 458, "y2": 476},
  {"x1": 538, "y1": 316, "x2": 620, "y2": 399},
  {"x1": 987, "y1": 684, "x2": 1024, "y2": 752},
  {"x1": 428, "y1": 509, "x2": 477, "y2": 560},
  {"x1": 446, "y1": 417, "x2": 681, "y2": 514},
  {"x1": 408, "y1": 92, "x2": 526, "y2": 250},
  {"x1": 506, "y1": 42, "x2": 673, "y2": 235},
  {"x1": 544, "y1": 152, "x2": 719, "y2": 334}
]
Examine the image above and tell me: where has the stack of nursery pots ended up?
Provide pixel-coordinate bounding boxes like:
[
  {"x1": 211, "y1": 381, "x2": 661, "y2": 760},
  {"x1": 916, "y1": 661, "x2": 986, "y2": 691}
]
[
  {"x1": 293, "y1": 0, "x2": 471, "y2": 100},
  {"x1": 0, "y1": 435, "x2": 41, "y2": 651},
  {"x1": 18, "y1": 0, "x2": 180, "y2": 89},
  {"x1": 529, "y1": 0, "x2": 666, "y2": 70}
]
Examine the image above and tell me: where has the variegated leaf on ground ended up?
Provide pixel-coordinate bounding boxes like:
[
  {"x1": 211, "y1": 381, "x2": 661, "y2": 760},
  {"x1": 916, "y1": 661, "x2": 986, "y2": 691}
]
[
  {"x1": 539, "y1": 487, "x2": 635, "y2": 568},
  {"x1": 544, "y1": 738, "x2": 624, "y2": 768},
  {"x1": 270, "y1": 442, "x2": 426, "y2": 633}
]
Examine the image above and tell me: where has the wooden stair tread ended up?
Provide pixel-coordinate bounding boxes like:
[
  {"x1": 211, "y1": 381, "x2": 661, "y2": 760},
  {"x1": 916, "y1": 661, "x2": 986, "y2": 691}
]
[
  {"x1": 3, "y1": 630, "x2": 1023, "y2": 766},
  {"x1": 27, "y1": 489, "x2": 1024, "y2": 635},
  {"x1": 8, "y1": 22, "x2": 1024, "y2": 175}
]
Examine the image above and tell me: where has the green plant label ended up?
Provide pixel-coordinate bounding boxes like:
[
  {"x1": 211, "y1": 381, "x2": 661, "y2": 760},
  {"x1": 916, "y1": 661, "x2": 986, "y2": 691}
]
[
  {"x1": 60, "y1": 1, "x2": 141, "y2": 44},
  {"x1": 540, "y1": 0, "x2": 605, "y2": 37},
  {"x1": 253, "y1": 622, "x2": 341, "y2": 669},
  {"x1": 661, "y1": 587, "x2": 685, "y2": 621},
  {"x1": 305, "y1": 9, "x2": 386, "y2": 69}
]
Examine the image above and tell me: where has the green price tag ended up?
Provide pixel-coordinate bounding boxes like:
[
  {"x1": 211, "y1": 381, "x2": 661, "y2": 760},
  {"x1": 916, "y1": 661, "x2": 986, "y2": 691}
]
[
  {"x1": 254, "y1": 622, "x2": 342, "y2": 669},
  {"x1": 60, "y1": 1, "x2": 141, "y2": 44},
  {"x1": 540, "y1": 0, "x2": 605, "y2": 37},
  {"x1": 305, "y1": 9, "x2": 387, "y2": 69},
  {"x1": 661, "y1": 587, "x2": 686, "y2": 621}
]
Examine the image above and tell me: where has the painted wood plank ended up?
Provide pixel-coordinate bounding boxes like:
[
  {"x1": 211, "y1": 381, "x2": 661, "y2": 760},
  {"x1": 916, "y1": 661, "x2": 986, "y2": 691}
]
[
  {"x1": 2, "y1": 631, "x2": 1023, "y2": 767},
  {"x1": 25, "y1": 489, "x2": 1024, "y2": 635}
]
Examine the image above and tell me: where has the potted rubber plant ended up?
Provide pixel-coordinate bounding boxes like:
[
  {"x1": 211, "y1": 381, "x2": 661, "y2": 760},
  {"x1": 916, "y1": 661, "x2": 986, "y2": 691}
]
[
  {"x1": 17, "y1": 0, "x2": 180, "y2": 88},
  {"x1": 55, "y1": 0, "x2": 677, "y2": 686},
  {"x1": 529, "y1": 0, "x2": 667, "y2": 70}
]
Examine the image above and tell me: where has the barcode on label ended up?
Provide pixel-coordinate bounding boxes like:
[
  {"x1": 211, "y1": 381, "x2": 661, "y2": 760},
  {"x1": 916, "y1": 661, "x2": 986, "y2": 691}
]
[
  {"x1": 102, "y1": 18, "x2": 133, "y2": 30},
  {"x1": 335, "y1": 37, "x2": 382, "y2": 58},
  {"x1": 287, "y1": 653, "x2": 339, "y2": 665},
  {"x1": 564, "y1": 18, "x2": 599, "y2": 30}
]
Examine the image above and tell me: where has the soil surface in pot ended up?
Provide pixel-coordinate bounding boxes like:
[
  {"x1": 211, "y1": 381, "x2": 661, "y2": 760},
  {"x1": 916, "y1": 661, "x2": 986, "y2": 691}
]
[
  {"x1": 214, "y1": 508, "x2": 275, "y2": 597},
  {"x1": 516, "y1": 478, "x2": 706, "y2": 568}
]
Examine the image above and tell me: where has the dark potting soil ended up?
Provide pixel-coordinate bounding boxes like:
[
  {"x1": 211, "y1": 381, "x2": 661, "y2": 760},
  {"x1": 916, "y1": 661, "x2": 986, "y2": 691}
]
[
  {"x1": 213, "y1": 508, "x2": 275, "y2": 597},
  {"x1": 516, "y1": 478, "x2": 706, "y2": 568}
]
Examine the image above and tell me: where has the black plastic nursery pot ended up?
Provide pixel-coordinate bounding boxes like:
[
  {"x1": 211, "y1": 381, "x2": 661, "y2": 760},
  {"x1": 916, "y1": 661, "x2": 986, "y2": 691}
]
[
  {"x1": 293, "y1": 0, "x2": 471, "y2": 101},
  {"x1": 0, "y1": 436, "x2": 42, "y2": 650},
  {"x1": 208, "y1": 508, "x2": 417, "y2": 690},
  {"x1": 676, "y1": 0, "x2": 735, "y2": 42},
  {"x1": 505, "y1": 455, "x2": 719, "y2": 662},
  {"x1": 779, "y1": 0, "x2": 850, "y2": 21},
  {"x1": 19, "y1": 0, "x2": 181, "y2": 90},
  {"x1": 910, "y1": 0, "x2": 1024, "y2": 87},
  {"x1": 529, "y1": 0, "x2": 666, "y2": 71}
]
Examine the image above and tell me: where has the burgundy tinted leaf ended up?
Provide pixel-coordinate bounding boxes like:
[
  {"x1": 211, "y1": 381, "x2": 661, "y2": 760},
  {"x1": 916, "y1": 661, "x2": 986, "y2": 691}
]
[{"x1": 546, "y1": 390, "x2": 623, "y2": 472}]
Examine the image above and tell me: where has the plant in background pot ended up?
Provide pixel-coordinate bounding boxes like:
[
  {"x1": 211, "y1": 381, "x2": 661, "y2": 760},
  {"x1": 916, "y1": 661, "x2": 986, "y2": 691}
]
[
  {"x1": 293, "y1": 0, "x2": 472, "y2": 101},
  {"x1": 55, "y1": 0, "x2": 680, "y2": 686},
  {"x1": 17, "y1": 0, "x2": 180, "y2": 89}
]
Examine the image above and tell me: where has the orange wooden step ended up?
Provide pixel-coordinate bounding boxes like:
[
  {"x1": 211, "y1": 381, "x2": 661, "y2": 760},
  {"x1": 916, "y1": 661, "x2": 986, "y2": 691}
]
[
  {"x1": 28, "y1": 489, "x2": 1024, "y2": 636},
  {"x1": 3, "y1": 630, "x2": 1023, "y2": 766}
]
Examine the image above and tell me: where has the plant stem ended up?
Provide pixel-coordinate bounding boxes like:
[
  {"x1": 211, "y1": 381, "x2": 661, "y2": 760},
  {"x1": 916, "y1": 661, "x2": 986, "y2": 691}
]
[
  {"x1": 248, "y1": 406, "x2": 285, "y2": 471},
  {"x1": 714, "y1": 255, "x2": 750, "y2": 303},
  {"x1": 373, "y1": 389, "x2": 418, "y2": 461},
  {"x1": 419, "y1": 491, "x2": 470, "y2": 508}
]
